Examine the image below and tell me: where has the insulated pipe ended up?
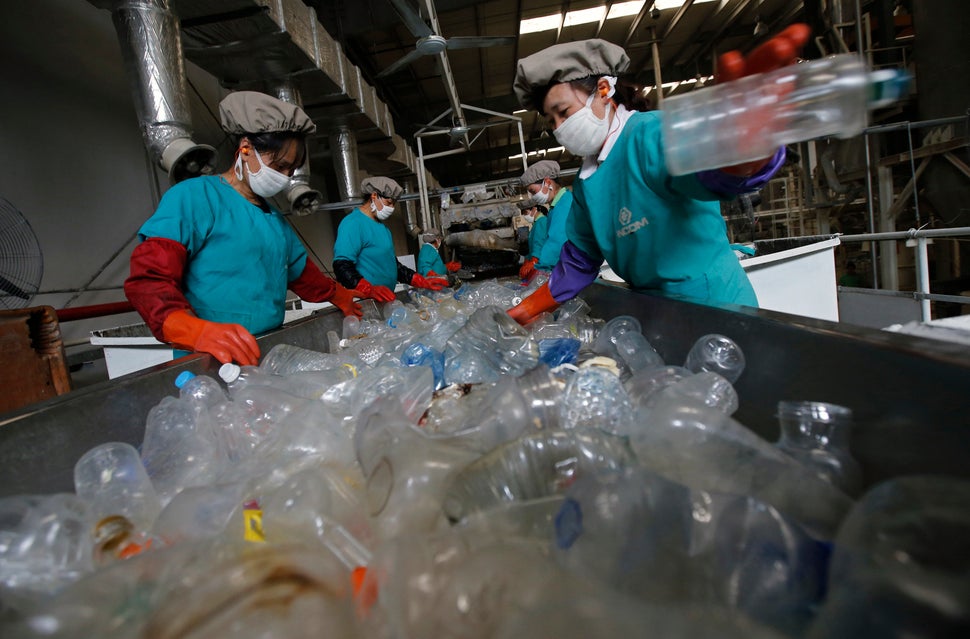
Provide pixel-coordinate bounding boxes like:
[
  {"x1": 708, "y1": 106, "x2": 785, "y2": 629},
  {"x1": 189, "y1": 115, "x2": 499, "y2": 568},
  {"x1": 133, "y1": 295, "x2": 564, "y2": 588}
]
[
  {"x1": 272, "y1": 82, "x2": 322, "y2": 216},
  {"x1": 402, "y1": 180, "x2": 422, "y2": 238},
  {"x1": 330, "y1": 125, "x2": 360, "y2": 202},
  {"x1": 111, "y1": 0, "x2": 215, "y2": 182}
]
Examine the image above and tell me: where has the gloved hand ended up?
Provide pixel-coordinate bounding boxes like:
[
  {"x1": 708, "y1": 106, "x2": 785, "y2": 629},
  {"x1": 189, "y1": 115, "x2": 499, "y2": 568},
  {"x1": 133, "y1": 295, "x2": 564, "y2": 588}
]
[
  {"x1": 519, "y1": 256, "x2": 539, "y2": 281},
  {"x1": 329, "y1": 284, "x2": 363, "y2": 318},
  {"x1": 411, "y1": 273, "x2": 449, "y2": 291},
  {"x1": 355, "y1": 278, "x2": 396, "y2": 303},
  {"x1": 445, "y1": 261, "x2": 462, "y2": 273},
  {"x1": 508, "y1": 282, "x2": 559, "y2": 326},
  {"x1": 161, "y1": 309, "x2": 259, "y2": 365},
  {"x1": 716, "y1": 23, "x2": 810, "y2": 176}
]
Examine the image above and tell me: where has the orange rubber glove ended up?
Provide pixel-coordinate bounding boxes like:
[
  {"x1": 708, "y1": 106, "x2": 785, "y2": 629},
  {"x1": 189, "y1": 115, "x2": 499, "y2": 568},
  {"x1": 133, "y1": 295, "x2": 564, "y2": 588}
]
[
  {"x1": 445, "y1": 261, "x2": 461, "y2": 273},
  {"x1": 508, "y1": 282, "x2": 559, "y2": 326},
  {"x1": 411, "y1": 273, "x2": 449, "y2": 291},
  {"x1": 161, "y1": 309, "x2": 259, "y2": 365},
  {"x1": 330, "y1": 284, "x2": 363, "y2": 318},
  {"x1": 355, "y1": 279, "x2": 396, "y2": 303},
  {"x1": 717, "y1": 23, "x2": 811, "y2": 176},
  {"x1": 519, "y1": 256, "x2": 539, "y2": 281}
]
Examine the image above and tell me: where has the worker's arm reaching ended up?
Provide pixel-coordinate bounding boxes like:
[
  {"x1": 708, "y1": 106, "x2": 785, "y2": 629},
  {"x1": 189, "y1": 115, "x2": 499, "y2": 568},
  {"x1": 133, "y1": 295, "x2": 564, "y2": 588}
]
[
  {"x1": 508, "y1": 241, "x2": 600, "y2": 325},
  {"x1": 125, "y1": 237, "x2": 260, "y2": 365},
  {"x1": 333, "y1": 258, "x2": 396, "y2": 303},
  {"x1": 288, "y1": 259, "x2": 362, "y2": 318},
  {"x1": 397, "y1": 260, "x2": 448, "y2": 291}
]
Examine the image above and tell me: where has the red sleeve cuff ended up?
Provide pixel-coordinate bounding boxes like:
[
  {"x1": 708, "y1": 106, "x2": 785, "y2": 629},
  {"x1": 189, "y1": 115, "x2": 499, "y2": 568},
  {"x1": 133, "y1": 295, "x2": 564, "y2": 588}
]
[
  {"x1": 124, "y1": 237, "x2": 192, "y2": 340},
  {"x1": 289, "y1": 259, "x2": 338, "y2": 302}
]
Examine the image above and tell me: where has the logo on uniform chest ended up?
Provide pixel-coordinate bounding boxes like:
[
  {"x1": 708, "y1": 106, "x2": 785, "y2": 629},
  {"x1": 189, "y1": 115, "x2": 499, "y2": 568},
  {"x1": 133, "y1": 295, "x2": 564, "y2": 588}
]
[{"x1": 616, "y1": 206, "x2": 649, "y2": 238}]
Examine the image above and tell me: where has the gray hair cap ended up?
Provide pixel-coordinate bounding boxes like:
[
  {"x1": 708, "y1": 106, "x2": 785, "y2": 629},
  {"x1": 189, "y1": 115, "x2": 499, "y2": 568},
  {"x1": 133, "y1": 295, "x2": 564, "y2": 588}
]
[
  {"x1": 519, "y1": 160, "x2": 561, "y2": 186},
  {"x1": 361, "y1": 176, "x2": 404, "y2": 200},
  {"x1": 422, "y1": 230, "x2": 442, "y2": 243},
  {"x1": 513, "y1": 39, "x2": 630, "y2": 110},
  {"x1": 219, "y1": 91, "x2": 316, "y2": 135},
  {"x1": 516, "y1": 195, "x2": 538, "y2": 210}
]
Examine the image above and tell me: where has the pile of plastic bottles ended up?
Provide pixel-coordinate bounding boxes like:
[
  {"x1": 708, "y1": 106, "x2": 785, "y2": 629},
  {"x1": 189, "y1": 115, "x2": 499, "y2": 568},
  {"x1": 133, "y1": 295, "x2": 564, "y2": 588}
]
[{"x1": 1, "y1": 276, "x2": 968, "y2": 638}]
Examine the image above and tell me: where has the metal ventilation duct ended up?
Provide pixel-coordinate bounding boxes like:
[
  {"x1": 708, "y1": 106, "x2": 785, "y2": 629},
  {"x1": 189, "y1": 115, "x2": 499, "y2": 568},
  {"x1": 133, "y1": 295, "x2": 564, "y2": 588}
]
[
  {"x1": 271, "y1": 81, "x2": 321, "y2": 216},
  {"x1": 108, "y1": 0, "x2": 216, "y2": 182},
  {"x1": 330, "y1": 124, "x2": 360, "y2": 203},
  {"x1": 169, "y1": 0, "x2": 436, "y2": 195}
]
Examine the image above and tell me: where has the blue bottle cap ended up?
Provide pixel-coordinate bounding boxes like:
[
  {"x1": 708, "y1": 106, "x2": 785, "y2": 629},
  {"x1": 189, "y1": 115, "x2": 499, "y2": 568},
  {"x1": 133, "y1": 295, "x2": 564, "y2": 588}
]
[
  {"x1": 174, "y1": 371, "x2": 196, "y2": 389},
  {"x1": 554, "y1": 497, "x2": 584, "y2": 550}
]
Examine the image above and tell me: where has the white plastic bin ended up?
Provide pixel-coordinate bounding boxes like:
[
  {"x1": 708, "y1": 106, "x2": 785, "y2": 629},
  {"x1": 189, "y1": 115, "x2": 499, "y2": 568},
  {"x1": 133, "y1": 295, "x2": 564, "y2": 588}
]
[
  {"x1": 742, "y1": 237, "x2": 841, "y2": 321},
  {"x1": 90, "y1": 323, "x2": 174, "y2": 380}
]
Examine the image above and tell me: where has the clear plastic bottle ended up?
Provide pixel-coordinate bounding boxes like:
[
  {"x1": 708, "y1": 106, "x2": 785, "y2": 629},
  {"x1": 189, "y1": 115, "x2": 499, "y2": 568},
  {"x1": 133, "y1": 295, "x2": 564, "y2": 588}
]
[
  {"x1": 774, "y1": 400, "x2": 863, "y2": 496},
  {"x1": 663, "y1": 54, "x2": 910, "y2": 175},
  {"x1": 684, "y1": 333, "x2": 746, "y2": 384},
  {"x1": 73, "y1": 441, "x2": 161, "y2": 532}
]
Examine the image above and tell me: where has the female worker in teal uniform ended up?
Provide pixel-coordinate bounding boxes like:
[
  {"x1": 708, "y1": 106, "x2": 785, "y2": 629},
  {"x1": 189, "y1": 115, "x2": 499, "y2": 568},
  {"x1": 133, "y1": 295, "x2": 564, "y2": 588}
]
[
  {"x1": 508, "y1": 27, "x2": 810, "y2": 323},
  {"x1": 125, "y1": 91, "x2": 361, "y2": 366},
  {"x1": 417, "y1": 230, "x2": 461, "y2": 277},
  {"x1": 522, "y1": 200, "x2": 548, "y2": 275},
  {"x1": 518, "y1": 160, "x2": 572, "y2": 280},
  {"x1": 332, "y1": 177, "x2": 448, "y2": 302}
]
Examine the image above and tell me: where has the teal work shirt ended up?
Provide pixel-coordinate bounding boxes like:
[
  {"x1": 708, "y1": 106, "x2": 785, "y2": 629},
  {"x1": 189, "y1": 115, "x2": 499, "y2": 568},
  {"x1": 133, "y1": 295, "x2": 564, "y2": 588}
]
[
  {"x1": 537, "y1": 189, "x2": 573, "y2": 270},
  {"x1": 417, "y1": 242, "x2": 446, "y2": 276},
  {"x1": 528, "y1": 214, "x2": 549, "y2": 260},
  {"x1": 567, "y1": 111, "x2": 757, "y2": 306},
  {"x1": 137, "y1": 175, "x2": 307, "y2": 335},
  {"x1": 333, "y1": 208, "x2": 398, "y2": 290}
]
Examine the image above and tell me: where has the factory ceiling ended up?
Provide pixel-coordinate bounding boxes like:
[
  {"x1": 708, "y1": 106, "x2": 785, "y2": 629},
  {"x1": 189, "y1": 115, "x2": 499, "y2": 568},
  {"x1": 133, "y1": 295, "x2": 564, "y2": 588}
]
[
  {"x1": 111, "y1": 0, "x2": 888, "y2": 192},
  {"x1": 310, "y1": 0, "x2": 835, "y2": 185}
]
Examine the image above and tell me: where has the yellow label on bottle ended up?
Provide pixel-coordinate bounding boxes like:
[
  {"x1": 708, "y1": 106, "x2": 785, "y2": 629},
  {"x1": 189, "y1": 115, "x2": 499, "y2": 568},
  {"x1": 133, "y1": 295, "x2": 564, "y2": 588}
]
[{"x1": 243, "y1": 508, "x2": 265, "y2": 543}]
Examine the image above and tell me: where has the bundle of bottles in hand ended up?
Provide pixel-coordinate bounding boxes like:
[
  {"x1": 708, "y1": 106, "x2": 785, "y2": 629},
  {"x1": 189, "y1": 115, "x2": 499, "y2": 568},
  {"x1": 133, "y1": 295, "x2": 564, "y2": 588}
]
[{"x1": 2, "y1": 275, "x2": 967, "y2": 638}]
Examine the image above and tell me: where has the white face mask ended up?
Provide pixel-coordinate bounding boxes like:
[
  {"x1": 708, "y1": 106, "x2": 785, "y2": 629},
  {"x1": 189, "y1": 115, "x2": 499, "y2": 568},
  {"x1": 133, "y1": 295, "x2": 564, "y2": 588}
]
[
  {"x1": 531, "y1": 181, "x2": 551, "y2": 206},
  {"x1": 371, "y1": 198, "x2": 394, "y2": 220},
  {"x1": 553, "y1": 92, "x2": 612, "y2": 157},
  {"x1": 237, "y1": 150, "x2": 290, "y2": 198}
]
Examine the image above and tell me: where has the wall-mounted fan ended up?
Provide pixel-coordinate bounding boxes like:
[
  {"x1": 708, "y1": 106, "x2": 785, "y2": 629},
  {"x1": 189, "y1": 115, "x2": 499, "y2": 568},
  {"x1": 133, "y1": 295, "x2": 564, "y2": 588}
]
[
  {"x1": 377, "y1": 0, "x2": 515, "y2": 79},
  {"x1": 0, "y1": 197, "x2": 43, "y2": 309}
]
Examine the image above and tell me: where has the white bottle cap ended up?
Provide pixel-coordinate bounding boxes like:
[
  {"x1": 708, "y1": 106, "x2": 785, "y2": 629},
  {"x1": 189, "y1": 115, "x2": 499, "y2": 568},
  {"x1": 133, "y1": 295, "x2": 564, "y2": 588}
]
[{"x1": 219, "y1": 362, "x2": 241, "y2": 383}]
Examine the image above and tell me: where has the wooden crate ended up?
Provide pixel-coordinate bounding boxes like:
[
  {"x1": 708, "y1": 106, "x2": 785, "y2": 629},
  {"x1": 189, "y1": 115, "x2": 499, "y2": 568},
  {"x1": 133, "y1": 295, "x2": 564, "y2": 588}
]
[{"x1": 0, "y1": 306, "x2": 72, "y2": 413}]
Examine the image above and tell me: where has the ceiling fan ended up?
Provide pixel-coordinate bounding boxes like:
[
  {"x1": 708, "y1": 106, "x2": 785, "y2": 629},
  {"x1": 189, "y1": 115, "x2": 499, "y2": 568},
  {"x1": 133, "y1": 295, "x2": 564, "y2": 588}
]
[{"x1": 377, "y1": 0, "x2": 516, "y2": 79}]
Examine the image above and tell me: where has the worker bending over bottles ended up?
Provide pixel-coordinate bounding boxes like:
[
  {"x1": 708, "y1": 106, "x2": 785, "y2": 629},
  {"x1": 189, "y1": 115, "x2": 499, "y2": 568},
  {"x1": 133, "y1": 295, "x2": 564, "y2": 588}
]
[
  {"x1": 508, "y1": 25, "x2": 811, "y2": 324},
  {"x1": 517, "y1": 160, "x2": 572, "y2": 281},
  {"x1": 125, "y1": 91, "x2": 361, "y2": 366},
  {"x1": 333, "y1": 177, "x2": 449, "y2": 303}
]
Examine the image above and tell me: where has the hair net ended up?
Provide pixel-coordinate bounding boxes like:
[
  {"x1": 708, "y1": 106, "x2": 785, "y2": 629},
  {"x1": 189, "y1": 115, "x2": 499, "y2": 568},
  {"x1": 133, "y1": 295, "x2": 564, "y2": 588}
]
[
  {"x1": 219, "y1": 91, "x2": 316, "y2": 135},
  {"x1": 513, "y1": 39, "x2": 630, "y2": 110}
]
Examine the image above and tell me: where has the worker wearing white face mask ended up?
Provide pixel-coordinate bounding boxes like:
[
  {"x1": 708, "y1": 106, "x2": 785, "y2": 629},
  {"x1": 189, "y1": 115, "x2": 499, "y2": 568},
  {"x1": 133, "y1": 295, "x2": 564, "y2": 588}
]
[
  {"x1": 518, "y1": 160, "x2": 572, "y2": 280},
  {"x1": 125, "y1": 91, "x2": 362, "y2": 366},
  {"x1": 507, "y1": 34, "x2": 807, "y2": 324},
  {"x1": 333, "y1": 176, "x2": 449, "y2": 302}
]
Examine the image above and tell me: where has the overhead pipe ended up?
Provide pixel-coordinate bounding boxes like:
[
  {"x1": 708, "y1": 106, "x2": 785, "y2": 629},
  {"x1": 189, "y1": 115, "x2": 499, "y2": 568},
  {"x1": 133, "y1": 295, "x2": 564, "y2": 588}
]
[
  {"x1": 272, "y1": 81, "x2": 322, "y2": 216},
  {"x1": 330, "y1": 124, "x2": 361, "y2": 202},
  {"x1": 402, "y1": 180, "x2": 422, "y2": 238},
  {"x1": 109, "y1": 0, "x2": 215, "y2": 182}
]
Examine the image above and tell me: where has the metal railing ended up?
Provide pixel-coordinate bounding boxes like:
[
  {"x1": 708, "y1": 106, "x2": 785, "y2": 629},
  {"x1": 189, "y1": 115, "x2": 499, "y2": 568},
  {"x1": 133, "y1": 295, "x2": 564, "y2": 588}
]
[{"x1": 793, "y1": 226, "x2": 970, "y2": 323}]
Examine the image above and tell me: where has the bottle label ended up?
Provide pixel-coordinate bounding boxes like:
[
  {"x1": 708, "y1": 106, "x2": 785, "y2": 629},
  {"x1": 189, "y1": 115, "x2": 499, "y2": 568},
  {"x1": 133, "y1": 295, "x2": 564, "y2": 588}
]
[{"x1": 243, "y1": 500, "x2": 265, "y2": 543}]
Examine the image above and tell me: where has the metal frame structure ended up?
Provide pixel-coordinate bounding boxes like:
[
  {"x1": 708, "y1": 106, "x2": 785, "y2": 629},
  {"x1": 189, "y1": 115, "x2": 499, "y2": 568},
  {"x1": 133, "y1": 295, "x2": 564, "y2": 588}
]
[{"x1": 415, "y1": 103, "x2": 530, "y2": 232}]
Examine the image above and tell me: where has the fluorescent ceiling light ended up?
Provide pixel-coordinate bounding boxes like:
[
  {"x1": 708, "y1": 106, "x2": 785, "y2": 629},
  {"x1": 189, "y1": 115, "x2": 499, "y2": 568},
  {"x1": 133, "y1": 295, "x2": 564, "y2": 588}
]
[
  {"x1": 520, "y1": 13, "x2": 562, "y2": 34},
  {"x1": 606, "y1": 0, "x2": 646, "y2": 20},
  {"x1": 607, "y1": 1, "x2": 646, "y2": 20},
  {"x1": 513, "y1": 109, "x2": 529, "y2": 114},
  {"x1": 524, "y1": 0, "x2": 697, "y2": 35},
  {"x1": 655, "y1": 0, "x2": 717, "y2": 11},
  {"x1": 508, "y1": 146, "x2": 565, "y2": 160},
  {"x1": 564, "y1": 6, "x2": 606, "y2": 27}
]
